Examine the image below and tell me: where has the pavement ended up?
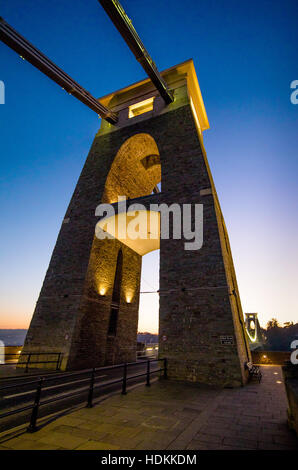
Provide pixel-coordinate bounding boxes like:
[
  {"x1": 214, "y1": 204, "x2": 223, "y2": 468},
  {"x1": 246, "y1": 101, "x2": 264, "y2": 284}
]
[{"x1": 0, "y1": 365, "x2": 297, "y2": 450}]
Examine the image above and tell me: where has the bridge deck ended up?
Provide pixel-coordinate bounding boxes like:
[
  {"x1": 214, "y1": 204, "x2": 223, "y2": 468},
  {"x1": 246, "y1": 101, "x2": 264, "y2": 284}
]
[{"x1": 0, "y1": 366, "x2": 297, "y2": 450}]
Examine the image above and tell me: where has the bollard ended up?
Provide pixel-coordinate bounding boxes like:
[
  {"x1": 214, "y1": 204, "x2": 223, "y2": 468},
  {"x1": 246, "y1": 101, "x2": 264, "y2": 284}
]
[
  {"x1": 25, "y1": 353, "x2": 31, "y2": 373},
  {"x1": 146, "y1": 360, "x2": 150, "y2": 387},
  {"x1": 122, "y1": 363, "x2": 127, "y2": 395},
  {"x1": 163, "y1": 357, "x2": 168, "y2": 379},
  {"x1": 27, "y1": 377, "x2": 43, "y2": 433},
  {"x1": 87, "y1": 368, "x2": 95, "y2": 408},
  {"x1": 56, "y1": 353, "x2": 61, "y2": 371}
]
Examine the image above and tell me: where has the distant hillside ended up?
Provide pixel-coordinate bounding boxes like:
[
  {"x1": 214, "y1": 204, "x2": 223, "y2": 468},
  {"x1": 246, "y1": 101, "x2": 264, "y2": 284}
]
[
  {"x1": 0, "y1": 330, "x2": 157, "y2": 346},
  {"x1": 0, "y1": 330, "x2": 27, "y2": 346}
]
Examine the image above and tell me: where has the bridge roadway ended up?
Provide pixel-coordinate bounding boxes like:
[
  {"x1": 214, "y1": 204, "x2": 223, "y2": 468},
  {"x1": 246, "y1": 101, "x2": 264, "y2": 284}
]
[{"x1": 0, "y1": 360, "x2": 160, "y2": 433}]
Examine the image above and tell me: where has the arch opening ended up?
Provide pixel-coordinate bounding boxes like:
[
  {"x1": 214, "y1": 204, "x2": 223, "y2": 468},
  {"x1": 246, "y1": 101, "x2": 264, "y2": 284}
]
[
  {"x1": 93, "y1": 132, "x2": 162, "y2": 365},
  {"x1": 138, "y1": 250, "x2": 160, "y2": 359},
  {"x1": 102, "y1": 133, "x2": 161, "y2": 204}
]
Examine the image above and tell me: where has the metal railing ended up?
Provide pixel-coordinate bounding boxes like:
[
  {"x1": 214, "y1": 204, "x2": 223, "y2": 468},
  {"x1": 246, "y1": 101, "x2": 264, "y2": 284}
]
[
  {"x1": 137, "y1": 344, "x2": 159, "y2": 360},
  {"x1": 0, "y1": 357, "x2": 167, "y2": 433},
  {"x1": 1, "y1": 352, "x2": 62, "y2": 372}
]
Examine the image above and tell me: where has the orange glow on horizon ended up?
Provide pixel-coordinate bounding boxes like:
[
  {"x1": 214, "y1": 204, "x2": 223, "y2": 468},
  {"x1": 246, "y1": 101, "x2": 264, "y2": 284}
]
[{"x1": 0, "y1": 321, "x2": 30, "y2": 329}]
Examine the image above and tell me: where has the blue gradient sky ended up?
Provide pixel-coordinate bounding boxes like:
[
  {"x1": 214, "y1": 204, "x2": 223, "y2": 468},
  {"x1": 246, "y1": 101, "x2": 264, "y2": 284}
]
[{"x1": 0, "y1": 0, "x2": 297, "y2": 331}]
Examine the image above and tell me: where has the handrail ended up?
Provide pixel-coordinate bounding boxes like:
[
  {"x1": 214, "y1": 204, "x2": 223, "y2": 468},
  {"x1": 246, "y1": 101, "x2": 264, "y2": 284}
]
[
  {"x1": 0, "y1": 358, "x2": 167, "y2": 433},
  {"x1": 0, "y1": 358, "x2": 159, "y2": 390},
  {"x1": 4, "y1": 352, "x2": 61, "y2": 356},
  {"x1": 0, "y1": 368, "x2": 76, "y2": 382},
  {"x1": 1, "y1": 351, "x2": 62, "y2": 373},
  {"x1": 0, "y1": 379, "x2": 42, "y2": 391}
]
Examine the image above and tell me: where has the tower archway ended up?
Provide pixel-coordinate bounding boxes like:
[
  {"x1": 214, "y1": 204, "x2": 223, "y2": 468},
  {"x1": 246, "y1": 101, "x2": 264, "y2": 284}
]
[
  {"x1": 65, "y1": 132, "x2": 162, "y2": 368},
  {"x1": 103, "y1": 132, "x2": 161, "y2": 204}
]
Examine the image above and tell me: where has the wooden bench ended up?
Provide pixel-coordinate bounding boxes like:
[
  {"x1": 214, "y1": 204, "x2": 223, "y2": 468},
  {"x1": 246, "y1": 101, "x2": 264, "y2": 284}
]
[{"x1": 245, "y1": 362, "x2": 262, "y2": 382}]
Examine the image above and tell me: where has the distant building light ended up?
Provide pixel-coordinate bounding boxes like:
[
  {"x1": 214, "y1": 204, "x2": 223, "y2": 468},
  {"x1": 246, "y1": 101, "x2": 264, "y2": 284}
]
[{"x1": 276, "y1": 380, "x2": 282, "y2": 384}]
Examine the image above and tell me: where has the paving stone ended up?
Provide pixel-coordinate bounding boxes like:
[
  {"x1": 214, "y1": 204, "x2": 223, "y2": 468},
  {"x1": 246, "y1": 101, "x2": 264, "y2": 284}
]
[
  {"x1": 75, "y1": 440, "x2": 120, "y2": 450},
  {"x1": 187, "y1": 439, "x2": 219, "y2": 450},
  {"x1": 193, "y1": 433, "x2": 223, "y2": 444},
  {"x1": 223, "y1": 437, "x2": 258, "y2": 449},
  {"x1": 52, "y1": 425, "x2": 108, "y2": 441},
  {"x1": 57, "y1": 417, "x2": 86, "y2": 427},
  {"x1": 103, "y1": 433, "x2": 143, "y2": 449},
  {"x1": 1, "y1": 437, "x2": 59, "y2": 450},
  {"x1": 37, "y1": 432, "x2": 88, "y2": 450},
  {"x1": 141, "y1": 415, "x2": 179, "y2": 430},
  {"x1": 92, "y1": 423, "x2": 123, "y2": 434},
  {"x1": 272, "y1": 433, "x2": 298, "y2": 446}
]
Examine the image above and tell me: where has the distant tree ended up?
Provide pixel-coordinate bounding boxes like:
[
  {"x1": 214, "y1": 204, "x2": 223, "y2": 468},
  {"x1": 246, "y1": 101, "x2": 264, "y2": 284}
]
[
  {"x1": 267, "y1": 318, "x2": 280, "y2": 329},
  {"x1": 263, "y1": 319, "x2": 298, "y2": 351},
  {"x1": 284, "y1": 322, "x2": 294, "y2": 327}
]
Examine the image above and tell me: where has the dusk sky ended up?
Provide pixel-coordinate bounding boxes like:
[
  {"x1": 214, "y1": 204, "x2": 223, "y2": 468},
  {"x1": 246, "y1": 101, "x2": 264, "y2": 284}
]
[{"x1": 0, "y1": 0, "x2": 297, "y2": 332}]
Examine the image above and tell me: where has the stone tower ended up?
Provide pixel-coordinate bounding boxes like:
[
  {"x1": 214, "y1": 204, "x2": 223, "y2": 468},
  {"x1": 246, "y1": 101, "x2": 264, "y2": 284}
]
[{"x1": 22, "y1": 59, "x2": 251, "y2": 386}]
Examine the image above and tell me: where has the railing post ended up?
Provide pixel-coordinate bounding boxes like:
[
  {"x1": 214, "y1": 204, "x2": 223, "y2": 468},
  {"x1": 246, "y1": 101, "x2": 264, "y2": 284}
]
[
  {"x1": 56, "y1": 353, "x2": 61, "y2": 371},
  {"x1": 146, "y1": 359, "x2": 150, "y2": 387},
  {"x1": 25, "y1": 353, "x2": 31, "y2": 373},
  {"x1": 87, "y1": 368, "x2": 95, "y2": 408},
  {"x1": 27, "y1": 377, "x2": 43, "y2": 433},
  {"x1": 163, "y1": 358, "x2": 168, "y2": 379},
  {"x1": 122, "y1": 363, "x2": 127, "y2": 395}
]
